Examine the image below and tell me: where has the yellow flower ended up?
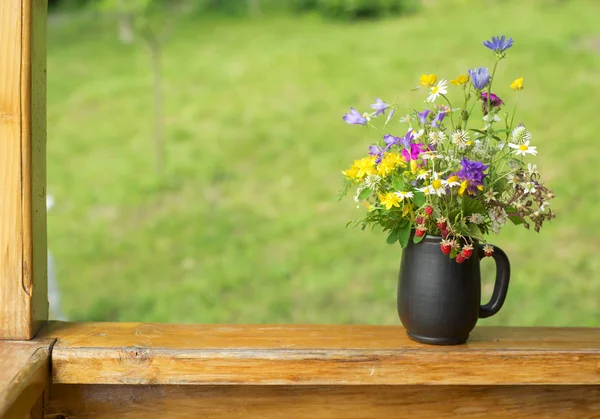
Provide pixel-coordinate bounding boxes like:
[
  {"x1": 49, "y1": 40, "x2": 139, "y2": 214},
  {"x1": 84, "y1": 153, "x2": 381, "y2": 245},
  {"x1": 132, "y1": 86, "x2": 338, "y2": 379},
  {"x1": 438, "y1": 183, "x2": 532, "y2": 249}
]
[
  {"x1": 353, "y1": 156, "x2": 376, "y2": 180},
  {"x1": 342, "y1": 165, "x2": 359, "y2": 180},
  {"x1": 419, "y1": 74, "x2": 437, "y2": 88},
  {"x1": 510, "y1": 76, "x2": 524, "y2": 91},
  {"x1": 410, "y1": 160, "x2": 418, "y2": 173},
  {"x1": 458, "y1": 180, "x2": 469, "y2": 196},
  {"x1": 378, "y1": 192, "x2": 401, "y2": 210},
  {"x1": 450, "y1": 74, "x2": 470, "y2": 86},
  {"x1": 377, "y1": 152, "x2": 406, "y2": 177}
]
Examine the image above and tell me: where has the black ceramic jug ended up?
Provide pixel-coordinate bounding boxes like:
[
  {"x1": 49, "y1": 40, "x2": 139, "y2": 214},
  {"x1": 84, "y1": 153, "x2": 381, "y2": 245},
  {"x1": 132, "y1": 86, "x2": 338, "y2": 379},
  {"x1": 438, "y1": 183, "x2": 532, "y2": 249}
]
[{"x1": 398, "y1": 235, "x2": 510, "y2": 345}]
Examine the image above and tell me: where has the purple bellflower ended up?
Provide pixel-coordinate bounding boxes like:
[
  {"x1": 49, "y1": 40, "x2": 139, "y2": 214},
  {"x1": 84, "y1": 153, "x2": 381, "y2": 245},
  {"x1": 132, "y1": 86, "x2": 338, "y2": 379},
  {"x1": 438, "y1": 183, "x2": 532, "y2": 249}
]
[
  {"x1": 383, "y1": 134, "x2": 401, "y2": 150},
  {"x1": 431, "y1": 111, "x2": 446, "y2": 128},
  {"x1": 370, "y1": 98, "x2": 390, "y2": 117},
  {"x1": 369, "y1": 145, "x2": 385, "y2": 164},
  {"x1": 457, "y1": 157, "x2": 489, "y2": 195},
  {"x1": 400, "y1": 130, "x2": 414, "y2": 150},
  {"x1": 469, "y1": 68, "x2": 490, "y2": 90},
  {"x1": 483, "y1": 35, "x2": 513, "y2": 55},
  {"x1": 343, "y1": 108, "x2": 367, "y2": 125},
  {"x1": 417, "y1": 109, "x2": 431, "y2": 125}
]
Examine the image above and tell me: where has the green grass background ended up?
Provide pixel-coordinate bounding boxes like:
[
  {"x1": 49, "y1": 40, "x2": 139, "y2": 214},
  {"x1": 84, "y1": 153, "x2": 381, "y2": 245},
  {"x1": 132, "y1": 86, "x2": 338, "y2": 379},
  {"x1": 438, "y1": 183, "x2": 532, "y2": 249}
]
[{"x1": 47, "y1": 0, "x2": 600, "y2": 325}]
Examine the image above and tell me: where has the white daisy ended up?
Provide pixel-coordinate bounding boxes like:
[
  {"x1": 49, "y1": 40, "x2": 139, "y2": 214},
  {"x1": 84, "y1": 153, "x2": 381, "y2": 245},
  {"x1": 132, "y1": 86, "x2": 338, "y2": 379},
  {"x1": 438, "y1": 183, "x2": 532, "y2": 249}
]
[
  {"x1": 428, "y1": 130, "x2": 447, "y2": 146},
  {"x1": 522, "y1": 181, "x2": 537, "y2": 194},
  {"x1": 416, "y1": 170, "x2": 430, "y2": 180},
  {"x1": 451, "y1": 129, "x2": 470, "y2": 149},
  {"x1": 411, "y1": 128, "x2": 424, "y2": 140},
  {"x1": 445, "y1": 175, "x2": 461, "y2": 187},
  {"x1": 426, "y1": 79, "x2": 448, "y2": 103},
  {"x1": 423, "y1": 173, "x2": 446, "y2": 197},
  {"x1": 394, "y1": 191, "x2": 414, "y2": 201},
  {"x1": 421, "y1": 151, "x2": 441, "y2": 160},
  {"x1": 508, "y1": 140, "x2": 537, "y2": 156},
  {"x1": 511, "y1": 125, "x2": 532, "y2": 143}
]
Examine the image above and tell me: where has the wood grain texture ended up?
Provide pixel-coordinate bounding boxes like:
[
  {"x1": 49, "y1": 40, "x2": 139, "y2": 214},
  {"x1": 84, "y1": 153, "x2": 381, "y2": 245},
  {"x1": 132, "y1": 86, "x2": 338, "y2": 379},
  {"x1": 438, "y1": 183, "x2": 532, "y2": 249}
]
[
  {"x1": 45, "y1": 384, "x2": 600, "y2": 419},
  {"x1": 0, "y1": 0, "x2": 48, "y2": 340},
  {"x1": 0, "y1": 340, "x2": 52, "y2": 419},
  {"x1": 44, "y1": 322, "x2": 600, "y2": 385}
]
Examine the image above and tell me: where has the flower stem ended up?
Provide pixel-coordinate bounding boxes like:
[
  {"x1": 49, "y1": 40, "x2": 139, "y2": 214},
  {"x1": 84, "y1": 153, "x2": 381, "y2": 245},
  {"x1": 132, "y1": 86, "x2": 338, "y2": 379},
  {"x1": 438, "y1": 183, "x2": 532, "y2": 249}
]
[{"x1": 441, "y1": 94, "x2": 455, "y2": 131}]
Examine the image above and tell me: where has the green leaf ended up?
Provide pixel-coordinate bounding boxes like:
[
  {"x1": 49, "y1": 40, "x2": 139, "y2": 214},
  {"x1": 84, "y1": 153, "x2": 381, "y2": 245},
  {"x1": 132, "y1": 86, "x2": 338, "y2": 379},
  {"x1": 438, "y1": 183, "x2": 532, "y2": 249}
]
[
  {"x1": 469, "y1": 129, "x2": 488, "y2": 135},
  {"x1": 450, "y1": 247, "x2": 458, "y2": 259},
  {"x1": 358, "y1": 188, "x2": 372, "y2": 200},
  {"x1": 462, "y1": 197, "x2": 486, "y2": 216},
  {"x1": 494, "y1": 129, "x2": 511, "y2": 133},
  {"x1": 413, "y1": 191, "x2": 426, "y2": 208},
  {"x1": 392, "y1": 176, "x2": 405, "y2": 191},
  {"x1": 509, "y1": 215, "x2": 525, "y2": 226},
  {"x1": 413, "y1": 233, "x2": 425, "y2": 244},
  {"x1": 386, "y1": 229, "x2": 398, "y2": 244},
  {"x1": 398, "y1": 224, "x2": 411, "y2": 248},
  {"x1": 468, "y1": 224, "x2": 485, "y2": 241}
]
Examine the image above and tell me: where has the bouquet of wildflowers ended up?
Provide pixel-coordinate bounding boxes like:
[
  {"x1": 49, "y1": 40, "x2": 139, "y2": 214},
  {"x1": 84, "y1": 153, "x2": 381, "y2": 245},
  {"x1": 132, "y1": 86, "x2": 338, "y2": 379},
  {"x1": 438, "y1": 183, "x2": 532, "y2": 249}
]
[{"x1": 340, "y1": 35, "x2": 555, "y2": 262}]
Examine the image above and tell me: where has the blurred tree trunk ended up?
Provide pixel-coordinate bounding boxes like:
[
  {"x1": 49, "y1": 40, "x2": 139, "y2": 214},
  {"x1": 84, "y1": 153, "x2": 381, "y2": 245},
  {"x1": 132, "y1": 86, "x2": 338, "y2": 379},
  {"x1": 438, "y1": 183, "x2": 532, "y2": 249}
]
[
  {"x1": 117, "y1": 0, "x2": 134, "y2": 44},
  {"x1": 139, "y1": 27, "x2": 165, "y2": 176}
]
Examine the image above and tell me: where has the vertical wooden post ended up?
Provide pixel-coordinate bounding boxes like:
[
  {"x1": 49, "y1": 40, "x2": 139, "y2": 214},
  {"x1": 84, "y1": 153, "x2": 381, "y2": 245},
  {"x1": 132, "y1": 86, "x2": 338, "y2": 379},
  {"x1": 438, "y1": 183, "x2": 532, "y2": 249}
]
[{"x1": 0, "y1": 0, "x2": 48, "y2": 340}]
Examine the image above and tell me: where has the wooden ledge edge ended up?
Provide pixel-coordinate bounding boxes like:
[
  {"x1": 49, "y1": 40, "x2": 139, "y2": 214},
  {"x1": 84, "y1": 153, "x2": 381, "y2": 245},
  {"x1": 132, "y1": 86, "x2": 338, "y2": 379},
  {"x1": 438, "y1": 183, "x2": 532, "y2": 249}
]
[{"x1": 41, "y1": 322, "x2": 600, "y2": 386}]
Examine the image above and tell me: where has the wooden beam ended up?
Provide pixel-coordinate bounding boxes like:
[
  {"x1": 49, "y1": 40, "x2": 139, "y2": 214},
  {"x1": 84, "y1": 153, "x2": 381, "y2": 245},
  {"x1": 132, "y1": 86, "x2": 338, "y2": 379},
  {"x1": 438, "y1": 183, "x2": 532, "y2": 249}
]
[
  {"x1": 43, "y1": 323, "x2": 600, "y2": 386},
  {"x1": 0, "y1": 339, "x2": 53, "y2": 419},
  {"x1": 0, "y1": 0, "x2": 48, "y2": 339},
  {"x1": 45, "y1": 384, "x2": 600, "y2": 419}
]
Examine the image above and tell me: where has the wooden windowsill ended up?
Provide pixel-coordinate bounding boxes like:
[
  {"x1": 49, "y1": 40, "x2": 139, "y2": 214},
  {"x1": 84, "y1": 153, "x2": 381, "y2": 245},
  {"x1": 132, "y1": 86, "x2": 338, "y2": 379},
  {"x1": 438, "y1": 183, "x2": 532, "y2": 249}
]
[
  {"x1": 41, "y1": 322, "x2": 600, "y2": 386},
  {"x1": 0, "y1": 339, "x2": 53, "y2": 418}
]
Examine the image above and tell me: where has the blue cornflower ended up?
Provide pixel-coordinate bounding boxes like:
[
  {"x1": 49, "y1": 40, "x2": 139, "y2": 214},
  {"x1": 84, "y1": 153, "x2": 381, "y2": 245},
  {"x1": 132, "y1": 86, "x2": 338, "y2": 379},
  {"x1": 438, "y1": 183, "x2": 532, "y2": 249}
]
[
  {"x1": 469, "y1": 67, "x2": 491, "y2": 90},
  {"x1": 483, "y1": 35, "x2": 514, "y2": 55},
  {"x1": 343, "y1": 108, "x2": 367, "y2": 125},
  {"x1": 370, "y1": 98, "x2": 390, "y2": 117}
]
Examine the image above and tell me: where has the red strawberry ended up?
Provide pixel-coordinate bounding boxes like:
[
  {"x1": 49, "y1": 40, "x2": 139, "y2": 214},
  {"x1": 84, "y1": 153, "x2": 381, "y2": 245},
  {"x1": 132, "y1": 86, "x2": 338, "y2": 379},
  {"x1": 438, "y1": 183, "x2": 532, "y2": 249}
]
[
  {"x1": 462, "y1": 244, "x2": 474, "y2": 259},
  {"x1": 415, "y1": 227, "x2": 426, "y2": 238},
  {"x1": 415, "y1": 215, "x2": 425, "y2": 225},
  {"x1": 440, "y1": 239, "x2": 452, "y2": 255},
  {"x1": 441, "y1": 229, "x2": 449, "y2": 239},
  {"x1": 425, "y1": 206, "x2": 434, "y2": 216},
  {"x1": 483, "y1": 244, "x2": 494, "y2": 257},
  {"x1": 456, "y1": 253, "x2": 466, "y2": 264}
]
